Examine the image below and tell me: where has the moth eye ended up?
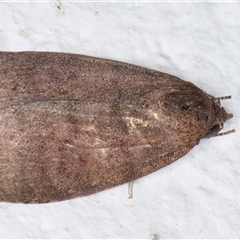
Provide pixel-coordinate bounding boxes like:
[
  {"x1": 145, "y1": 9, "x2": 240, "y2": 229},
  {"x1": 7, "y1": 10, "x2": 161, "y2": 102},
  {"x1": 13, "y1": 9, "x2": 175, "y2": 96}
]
[
  {"x1": 206, "y1": 124, "x2": 221, "y2": 137},
  {"x1": 210, "y1": 125, "x2": 219, "y2": 131}
]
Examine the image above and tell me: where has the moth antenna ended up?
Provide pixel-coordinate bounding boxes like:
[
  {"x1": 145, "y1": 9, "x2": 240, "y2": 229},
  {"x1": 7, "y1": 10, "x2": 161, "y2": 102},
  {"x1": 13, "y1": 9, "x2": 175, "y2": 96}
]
[
  {"x1": 214, "y1": 129, "x2": 235, "y2": 137},
  {"x1": 217, "y1": 95, "x2": 231, "y2": 100}
]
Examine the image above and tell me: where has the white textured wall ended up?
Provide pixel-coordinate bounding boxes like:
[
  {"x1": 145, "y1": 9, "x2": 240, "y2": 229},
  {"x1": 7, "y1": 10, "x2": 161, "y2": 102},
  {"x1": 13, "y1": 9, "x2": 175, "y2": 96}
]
[{"x1": 0, "y1": 2, "x2": 239, "y2": 239}]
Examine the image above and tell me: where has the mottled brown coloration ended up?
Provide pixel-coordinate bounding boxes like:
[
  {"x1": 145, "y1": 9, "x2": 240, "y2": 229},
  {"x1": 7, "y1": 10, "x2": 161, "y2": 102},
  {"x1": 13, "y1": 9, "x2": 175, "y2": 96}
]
[{"x1": 0, "y1": 52, "x2": 233, "y2": 203}]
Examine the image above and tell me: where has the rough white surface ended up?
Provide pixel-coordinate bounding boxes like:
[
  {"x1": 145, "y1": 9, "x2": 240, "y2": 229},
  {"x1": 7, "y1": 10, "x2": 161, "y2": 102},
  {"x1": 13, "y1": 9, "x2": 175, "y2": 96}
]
[{"x1": 0, "y1": 2, "x2": 239, "y2": 239}]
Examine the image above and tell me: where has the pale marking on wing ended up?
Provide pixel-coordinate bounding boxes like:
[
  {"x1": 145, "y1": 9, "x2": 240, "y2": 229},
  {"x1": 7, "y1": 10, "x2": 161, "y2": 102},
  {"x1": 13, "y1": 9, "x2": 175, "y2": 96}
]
[
  {"x1": 96, "y1": 144, "x2": 152, "y2": 156},
  {"x1": 124, "y1": 116, "x2": 149, "y2": 131},
  {"x1": 147, "y1": 109, "x2": 160, "y2": 121}
]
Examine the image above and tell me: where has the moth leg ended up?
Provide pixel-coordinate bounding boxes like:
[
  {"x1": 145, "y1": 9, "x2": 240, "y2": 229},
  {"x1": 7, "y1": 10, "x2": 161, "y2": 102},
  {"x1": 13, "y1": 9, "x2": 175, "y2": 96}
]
[{"x1": 128, "y1": 181, "x2": 133, "y2": 199}]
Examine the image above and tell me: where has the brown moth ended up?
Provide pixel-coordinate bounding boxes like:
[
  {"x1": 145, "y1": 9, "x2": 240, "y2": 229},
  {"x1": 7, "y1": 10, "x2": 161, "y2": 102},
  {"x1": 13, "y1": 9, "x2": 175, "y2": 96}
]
[{"x1": 0, "y1": 52, "x2": 233, "y2": 204}]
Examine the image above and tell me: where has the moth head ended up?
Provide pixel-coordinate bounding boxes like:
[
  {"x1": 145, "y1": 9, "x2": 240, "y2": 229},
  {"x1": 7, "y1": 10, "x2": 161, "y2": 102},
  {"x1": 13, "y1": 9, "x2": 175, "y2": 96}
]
[
  {"x1": 204, "y1": 95, "x2": 233, "y2": 138},
  {"x1": 154, "y1": 86, "x2": 234, "y2": 140}
]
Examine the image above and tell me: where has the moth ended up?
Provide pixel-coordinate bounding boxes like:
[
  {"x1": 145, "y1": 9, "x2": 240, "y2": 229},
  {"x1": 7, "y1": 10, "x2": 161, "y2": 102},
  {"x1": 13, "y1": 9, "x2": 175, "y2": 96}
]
[{"x1": 0, "y1": 52, "x2": 233, "y2": 203}]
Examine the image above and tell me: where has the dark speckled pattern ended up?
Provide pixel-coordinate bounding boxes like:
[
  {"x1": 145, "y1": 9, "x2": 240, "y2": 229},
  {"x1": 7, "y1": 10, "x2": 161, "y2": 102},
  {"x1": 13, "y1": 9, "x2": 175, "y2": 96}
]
[{"x1": 0, "y1": 52, "x2": 232, "y2": 203}]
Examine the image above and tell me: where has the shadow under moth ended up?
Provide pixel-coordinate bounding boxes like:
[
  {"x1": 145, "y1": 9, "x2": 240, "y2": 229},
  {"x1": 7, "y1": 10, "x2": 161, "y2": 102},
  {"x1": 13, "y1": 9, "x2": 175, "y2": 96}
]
[{"x1": 0, "y1": 52, "x2": 233, "y2": 203}]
